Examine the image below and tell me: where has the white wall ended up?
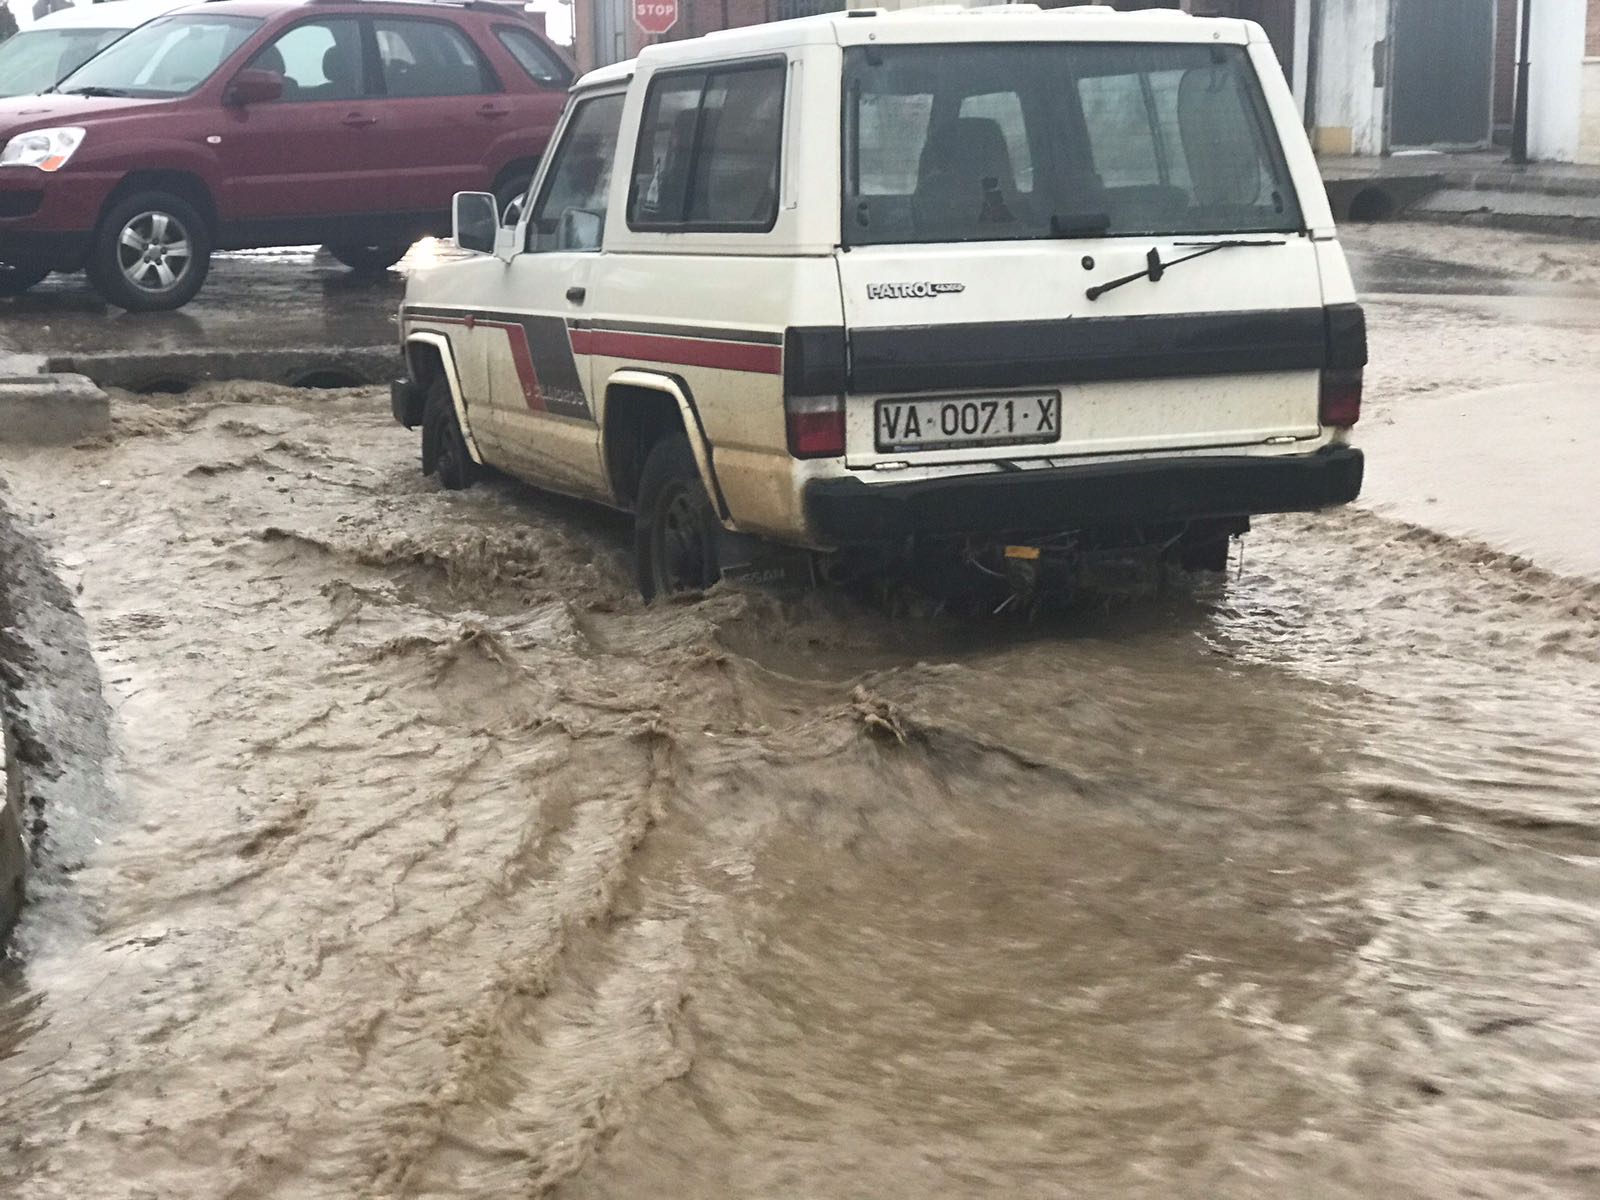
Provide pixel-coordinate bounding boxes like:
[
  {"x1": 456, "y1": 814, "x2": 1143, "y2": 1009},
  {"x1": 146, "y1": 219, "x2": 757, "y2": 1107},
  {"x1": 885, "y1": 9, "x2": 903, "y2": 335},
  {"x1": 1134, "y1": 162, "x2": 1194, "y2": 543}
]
[
  {"x1": 1527, "y1": 0, "x2": 1586, "y2": 160},
  {"x1": 1312, "y1": 0, "x2": 1390, "y2": 154}
]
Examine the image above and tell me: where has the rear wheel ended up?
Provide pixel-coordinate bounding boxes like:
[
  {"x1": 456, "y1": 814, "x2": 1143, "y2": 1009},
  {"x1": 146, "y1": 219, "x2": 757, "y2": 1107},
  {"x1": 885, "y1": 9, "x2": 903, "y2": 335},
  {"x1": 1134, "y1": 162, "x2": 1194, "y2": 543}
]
[
  {"x1": 325, "y1": 242, "x2": 409, "y2": 274},
  {"x1": 0, "y1": 261, "x2": 50, "y2": 297},
  {"x1": 635, "y1": 434, "x2": 720, "y2": 602},
  {"x1": 422, "y1": 375, "x2": 479, "y2": 491},
  {"x1": 88, "y1": 191, "x2": 211, "y2": 311}
]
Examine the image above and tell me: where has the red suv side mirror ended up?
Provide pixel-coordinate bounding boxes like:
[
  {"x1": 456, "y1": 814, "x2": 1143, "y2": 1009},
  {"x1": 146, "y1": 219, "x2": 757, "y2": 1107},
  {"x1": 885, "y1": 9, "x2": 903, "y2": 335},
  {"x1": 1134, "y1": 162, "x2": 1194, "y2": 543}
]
[{"x1": 224, "y1": 68, "x2": 285, "y2": 107}]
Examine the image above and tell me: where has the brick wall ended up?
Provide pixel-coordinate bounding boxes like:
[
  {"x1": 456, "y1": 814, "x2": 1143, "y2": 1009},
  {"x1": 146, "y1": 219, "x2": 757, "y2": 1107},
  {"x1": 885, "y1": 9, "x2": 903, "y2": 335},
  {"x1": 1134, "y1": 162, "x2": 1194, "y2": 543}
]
[
  {"x1": 1494, "y1": 0, "x2": 1518, "y2": 130},
  {"x1": 1589, "y1": 0, "x2": 1600, "y2": 56}
]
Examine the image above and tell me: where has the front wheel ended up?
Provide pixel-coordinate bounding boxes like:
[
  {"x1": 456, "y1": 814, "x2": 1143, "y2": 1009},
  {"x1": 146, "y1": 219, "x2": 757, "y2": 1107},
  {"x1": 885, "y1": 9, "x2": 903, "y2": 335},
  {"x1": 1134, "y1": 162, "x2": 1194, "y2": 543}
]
[
  {"x1": 422, "y1": 375, "x2": 479, "y2": 491},
  {"x1": 634, "y1": 434, "x2": 720, "y2": 602},
  {"x1": 0, "y1": 261, "x2": 50, "y2": 297},
  {"x1": 88, "y1": 191, "x2": 211, "y2": 311},
  {"x1": 325, "y1": 242, "x2": 409, "y2": 274}
]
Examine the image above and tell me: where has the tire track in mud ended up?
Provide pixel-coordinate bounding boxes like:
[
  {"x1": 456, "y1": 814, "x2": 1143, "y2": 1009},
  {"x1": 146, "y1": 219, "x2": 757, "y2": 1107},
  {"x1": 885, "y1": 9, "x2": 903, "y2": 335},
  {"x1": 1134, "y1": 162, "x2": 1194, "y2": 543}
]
[{"x1": 1, "y1": 387, "x2": 1599, "y2": 1198}]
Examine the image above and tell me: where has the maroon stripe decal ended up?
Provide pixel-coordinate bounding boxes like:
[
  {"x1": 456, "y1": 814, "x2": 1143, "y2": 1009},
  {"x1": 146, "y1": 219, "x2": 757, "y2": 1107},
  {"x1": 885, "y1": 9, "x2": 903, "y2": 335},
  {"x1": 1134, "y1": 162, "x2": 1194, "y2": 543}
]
[{"x1": 570, "y1": 328, "x2": 782, "y2": 375}]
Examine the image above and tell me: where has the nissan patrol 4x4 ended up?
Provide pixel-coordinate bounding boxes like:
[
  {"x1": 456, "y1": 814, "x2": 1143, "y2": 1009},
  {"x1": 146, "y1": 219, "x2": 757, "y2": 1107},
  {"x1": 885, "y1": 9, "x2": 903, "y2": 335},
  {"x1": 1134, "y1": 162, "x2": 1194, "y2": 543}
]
[{"x1": 392, "y1": 3, "x2": 1366, "y2": 602}]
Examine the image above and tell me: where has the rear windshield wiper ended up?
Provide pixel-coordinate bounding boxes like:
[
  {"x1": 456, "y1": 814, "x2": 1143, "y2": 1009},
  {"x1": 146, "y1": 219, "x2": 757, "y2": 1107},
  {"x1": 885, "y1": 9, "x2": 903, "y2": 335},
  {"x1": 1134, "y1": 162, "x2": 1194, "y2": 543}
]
[
  {"x1": 59, "y1": 86, "x2": 133, "y2": 97},
  {"x1": 1085, "y1": 239, "x2": 1285, "y2": 302}
]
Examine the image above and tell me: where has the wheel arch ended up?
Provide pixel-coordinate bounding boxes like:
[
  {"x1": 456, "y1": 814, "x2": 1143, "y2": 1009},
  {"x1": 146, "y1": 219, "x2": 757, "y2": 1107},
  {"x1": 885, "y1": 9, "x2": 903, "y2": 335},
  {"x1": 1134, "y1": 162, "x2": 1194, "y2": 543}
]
[
  {"x1": 602, "y1": 370, "x2": 730, "y2": 526},
  {"x1": 99, "y1": 170, "x2": 217, "y2": 232},
  {"x1": 404, "y1": 332, "x2": 485, "y2": 465}
]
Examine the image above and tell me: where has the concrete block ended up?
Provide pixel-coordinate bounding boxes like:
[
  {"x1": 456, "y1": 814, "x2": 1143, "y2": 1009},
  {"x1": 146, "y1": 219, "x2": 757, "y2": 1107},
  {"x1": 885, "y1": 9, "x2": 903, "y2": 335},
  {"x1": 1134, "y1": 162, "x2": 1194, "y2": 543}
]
[
  {"x1": 0, "y1": 374, "x2": 111, "y2": 445},
  {"x1": 44, "y1": 345, "x2": 400, "y2": 395}
]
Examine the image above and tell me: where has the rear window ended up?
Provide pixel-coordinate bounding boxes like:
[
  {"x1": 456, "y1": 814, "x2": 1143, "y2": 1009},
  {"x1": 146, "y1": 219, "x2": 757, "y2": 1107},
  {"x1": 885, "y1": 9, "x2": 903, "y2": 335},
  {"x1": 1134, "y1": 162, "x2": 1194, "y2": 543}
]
[
  {"x1": 495, "y1": 25, "x2": 572, "y2": 89},
  {"x1": 843, "y1": 42, "x2": 1302, "y2": 246}
]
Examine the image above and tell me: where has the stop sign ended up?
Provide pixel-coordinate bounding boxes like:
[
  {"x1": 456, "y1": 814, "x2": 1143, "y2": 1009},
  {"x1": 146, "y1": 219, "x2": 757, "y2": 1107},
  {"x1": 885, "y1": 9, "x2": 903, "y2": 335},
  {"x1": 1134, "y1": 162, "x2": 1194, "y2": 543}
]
[{"x1": 634, "y1": 0, "x2": 677, "y2": 35}]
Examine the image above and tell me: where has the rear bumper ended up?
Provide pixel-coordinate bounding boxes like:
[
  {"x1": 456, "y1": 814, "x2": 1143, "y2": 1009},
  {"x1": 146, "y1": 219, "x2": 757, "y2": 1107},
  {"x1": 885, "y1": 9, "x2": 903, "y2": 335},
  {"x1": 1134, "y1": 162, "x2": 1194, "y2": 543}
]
[{"x1": 804, "y1": 446, "x2": 1364, "y2": 545}]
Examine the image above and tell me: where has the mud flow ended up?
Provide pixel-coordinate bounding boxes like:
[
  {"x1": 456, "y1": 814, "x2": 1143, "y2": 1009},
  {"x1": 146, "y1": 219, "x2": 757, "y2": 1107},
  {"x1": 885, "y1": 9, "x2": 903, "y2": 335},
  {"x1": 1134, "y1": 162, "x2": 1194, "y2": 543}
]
[{"x1": 3, "y1": 274, "x2": 1600, "y2": 1196}]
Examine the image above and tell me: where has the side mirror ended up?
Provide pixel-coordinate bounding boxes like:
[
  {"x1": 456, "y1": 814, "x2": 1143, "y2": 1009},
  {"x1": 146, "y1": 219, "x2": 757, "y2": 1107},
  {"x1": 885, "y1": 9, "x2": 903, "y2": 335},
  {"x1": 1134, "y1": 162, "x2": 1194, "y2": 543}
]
[
  {"x1": 224, "y1": 67, "x2": 284, "y2": 106},
  {"x1": 453, "y1": 191, "x2": 499, "y2": 255},
  {"x1": 557, "y1": 207, "x2": 603, "y2": 252}
]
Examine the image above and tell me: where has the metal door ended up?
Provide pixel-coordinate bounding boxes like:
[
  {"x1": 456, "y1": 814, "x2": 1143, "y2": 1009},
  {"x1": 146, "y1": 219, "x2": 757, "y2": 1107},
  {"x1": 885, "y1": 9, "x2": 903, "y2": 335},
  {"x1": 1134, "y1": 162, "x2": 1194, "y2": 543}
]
[
  {"x1": 1390, "y1": 0, "x2": 1496, "y2": 147},
  {"x1": 593, "y1": 0, "x2": 626, "y2": 67}
]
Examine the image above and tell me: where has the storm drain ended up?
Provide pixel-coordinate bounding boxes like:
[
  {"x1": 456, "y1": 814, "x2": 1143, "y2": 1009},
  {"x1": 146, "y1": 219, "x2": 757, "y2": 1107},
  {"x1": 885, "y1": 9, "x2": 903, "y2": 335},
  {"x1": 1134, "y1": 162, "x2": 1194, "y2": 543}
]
[{"x1": 46, "y1": 346, "x2": 399, "y2": 395}]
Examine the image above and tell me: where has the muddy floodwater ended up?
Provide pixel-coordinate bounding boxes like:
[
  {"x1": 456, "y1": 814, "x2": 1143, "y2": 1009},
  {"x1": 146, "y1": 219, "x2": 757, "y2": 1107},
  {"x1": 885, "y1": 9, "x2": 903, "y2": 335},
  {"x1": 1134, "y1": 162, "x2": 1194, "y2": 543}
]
[{"x1": 4, "y1": 225, "x2": 1600, "y2": 1198}]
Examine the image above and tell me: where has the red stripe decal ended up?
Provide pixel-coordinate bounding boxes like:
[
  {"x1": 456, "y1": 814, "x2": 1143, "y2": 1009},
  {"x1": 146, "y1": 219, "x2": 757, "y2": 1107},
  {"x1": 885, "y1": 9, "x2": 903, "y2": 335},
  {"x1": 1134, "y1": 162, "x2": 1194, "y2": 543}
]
[{"x1": 570, "y1": 328, "x2": 782, "y2": 375}]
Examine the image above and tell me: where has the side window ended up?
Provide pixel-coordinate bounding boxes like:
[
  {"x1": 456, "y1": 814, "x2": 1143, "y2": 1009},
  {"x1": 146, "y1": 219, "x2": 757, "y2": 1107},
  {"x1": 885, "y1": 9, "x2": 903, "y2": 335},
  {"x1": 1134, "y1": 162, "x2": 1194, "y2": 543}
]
[
  {"x1": 373, "y1": 18, "x2": 495, "y2": 98},
  {"x1": 246, "y1": 18, "x2": 363, "y2": 102},
  {"x1": 628, "y1": 60, "x2": 786, "y2": 232},
  {"x1": 527, "y1": 92, "x2": 626, "y2": 253},
  {"x1": 495, "y1": 26, "x2": 571, "y2": 89}
]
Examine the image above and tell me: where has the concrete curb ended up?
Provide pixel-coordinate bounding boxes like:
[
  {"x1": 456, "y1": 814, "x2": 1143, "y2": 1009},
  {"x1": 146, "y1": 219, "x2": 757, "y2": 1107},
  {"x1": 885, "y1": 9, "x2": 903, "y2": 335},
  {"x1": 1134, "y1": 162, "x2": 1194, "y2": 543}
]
[
  {"x1": 46, "y1": 345, "x2": 400, "y2": 395},
  {"x1": 1, "y1": 701, "x2": 24, "y2": 943},
  {"x1": 0, "y1": 374, "x2": 111, "y2": 445}
]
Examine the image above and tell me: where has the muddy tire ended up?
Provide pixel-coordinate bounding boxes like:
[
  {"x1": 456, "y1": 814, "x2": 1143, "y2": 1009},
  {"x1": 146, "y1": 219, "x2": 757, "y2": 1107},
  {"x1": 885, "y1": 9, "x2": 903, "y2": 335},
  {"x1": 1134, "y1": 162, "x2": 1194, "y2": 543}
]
[
  {"x1": 88, "y1": 191, "x2": 211, "y2": 311},
  {"x1": 325, "y1": 242, "x2": 409, "y2": 274},
  {"x1": 0, "y1": 260, "x2": 50, "y2": 297},
  {"x1": 635, "y1": 434, "x2": 720, "y2": 602},
  {"x1": 422, "y1": 376, "x2": 478, "y2": 491}
]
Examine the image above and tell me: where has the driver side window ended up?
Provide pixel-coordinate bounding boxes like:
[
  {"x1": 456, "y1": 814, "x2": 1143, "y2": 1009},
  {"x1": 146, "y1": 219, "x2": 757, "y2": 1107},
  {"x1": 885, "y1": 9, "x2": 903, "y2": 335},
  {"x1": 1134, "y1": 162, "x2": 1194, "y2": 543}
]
[{"x1": 526, "y1": 92, "x2": 625, "y2": 254}]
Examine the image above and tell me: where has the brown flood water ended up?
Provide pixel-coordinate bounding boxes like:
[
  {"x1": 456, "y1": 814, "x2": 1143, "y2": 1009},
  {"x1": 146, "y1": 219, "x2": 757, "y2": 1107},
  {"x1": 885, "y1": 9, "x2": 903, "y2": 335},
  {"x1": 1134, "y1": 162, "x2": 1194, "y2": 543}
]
[{"x1": 1, "y1": 383, "x2": 1598, "y2": 1199}]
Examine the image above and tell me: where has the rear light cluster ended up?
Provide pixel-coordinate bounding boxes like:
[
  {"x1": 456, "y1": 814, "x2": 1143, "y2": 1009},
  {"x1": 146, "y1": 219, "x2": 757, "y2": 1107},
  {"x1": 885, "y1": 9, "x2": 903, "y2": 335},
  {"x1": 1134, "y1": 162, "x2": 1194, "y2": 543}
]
[
  {"x1": 786, "y1": 394, "x2": 845, "y2": 458},
  {"x1": 783, "y1": 327, "x2": 849, "y2": 459},
  {"x1": 1319, "y1": 367, "x2": 1363, "y2": 428},
  {"x1": 1321, "y1": 303, "x2": 1367, "y2": 429}
]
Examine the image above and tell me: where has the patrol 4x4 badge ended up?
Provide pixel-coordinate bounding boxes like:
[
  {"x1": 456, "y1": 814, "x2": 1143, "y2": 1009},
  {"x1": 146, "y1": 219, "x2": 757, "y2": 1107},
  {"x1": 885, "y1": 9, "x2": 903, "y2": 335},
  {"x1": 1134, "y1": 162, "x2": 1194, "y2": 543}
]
[{"x1": 866, "y1": 282, "x2": 966, "y2": 300}]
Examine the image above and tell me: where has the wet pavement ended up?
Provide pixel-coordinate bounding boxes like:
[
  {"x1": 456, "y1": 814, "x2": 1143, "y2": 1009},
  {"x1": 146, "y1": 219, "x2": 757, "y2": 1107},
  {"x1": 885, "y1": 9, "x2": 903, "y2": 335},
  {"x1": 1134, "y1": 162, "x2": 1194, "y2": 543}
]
[
  {"x1": 0, "y1": 247, "x2": 407, "y2": 362},
  {"x1": 1, "y1": 223, "x2": 1599, "y2": 1199}
]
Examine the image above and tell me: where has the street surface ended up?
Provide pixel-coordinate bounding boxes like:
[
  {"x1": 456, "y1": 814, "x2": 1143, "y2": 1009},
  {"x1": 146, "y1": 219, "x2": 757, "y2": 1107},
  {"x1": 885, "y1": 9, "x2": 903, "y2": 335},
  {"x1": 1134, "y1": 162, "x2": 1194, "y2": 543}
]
[{"x1": 1, "y1": 223, "x2": 1599, "y2": 1198}]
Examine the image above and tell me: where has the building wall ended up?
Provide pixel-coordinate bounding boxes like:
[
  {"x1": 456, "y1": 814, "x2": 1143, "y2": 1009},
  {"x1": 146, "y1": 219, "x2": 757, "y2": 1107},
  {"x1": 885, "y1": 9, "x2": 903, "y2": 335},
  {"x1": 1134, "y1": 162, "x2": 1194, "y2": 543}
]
[
  {"x1": 1582, "y1": 0, "x2": 1600, "y2": 162},
  {"x1": 1528, "y1": 0, "x2": 1586, "y2": 159},
  {"x1": 1311, "y1": 0, "x2": 1388, "y2": 155}
]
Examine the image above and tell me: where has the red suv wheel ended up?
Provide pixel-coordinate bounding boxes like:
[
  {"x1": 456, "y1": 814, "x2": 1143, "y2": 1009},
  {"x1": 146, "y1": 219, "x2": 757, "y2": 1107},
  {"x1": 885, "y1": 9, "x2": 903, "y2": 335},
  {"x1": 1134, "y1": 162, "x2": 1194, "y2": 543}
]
[{"x1": 87, "y1": 191, "x2": 213, "y2": 312}]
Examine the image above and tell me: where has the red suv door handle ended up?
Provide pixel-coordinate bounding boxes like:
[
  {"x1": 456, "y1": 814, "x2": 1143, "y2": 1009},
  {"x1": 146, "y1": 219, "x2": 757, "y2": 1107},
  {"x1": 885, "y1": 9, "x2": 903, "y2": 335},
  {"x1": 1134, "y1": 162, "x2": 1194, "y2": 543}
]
[
  {"x1": 476, "y1": 104, "x2": 511, "y2": 119},
  {"x1": 341, "y1": 113, "x2": 378, "y2": 127}
]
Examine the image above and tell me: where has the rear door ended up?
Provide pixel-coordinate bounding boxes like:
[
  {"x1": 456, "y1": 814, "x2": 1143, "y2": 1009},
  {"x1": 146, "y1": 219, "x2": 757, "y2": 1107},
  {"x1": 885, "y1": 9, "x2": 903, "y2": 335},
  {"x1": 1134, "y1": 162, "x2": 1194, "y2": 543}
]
[
  {"x1": 363, "y1": 15, "x2": 506, "y2": 213},
  {"x1": 837, "y1": 38, "x2": 1324, "y2": 470}
]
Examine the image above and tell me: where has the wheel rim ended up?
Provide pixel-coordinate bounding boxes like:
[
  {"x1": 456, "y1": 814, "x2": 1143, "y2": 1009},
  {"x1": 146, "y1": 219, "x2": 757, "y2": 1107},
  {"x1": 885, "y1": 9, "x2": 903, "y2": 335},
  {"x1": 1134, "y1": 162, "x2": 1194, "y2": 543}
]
[
  {"x1": 653, "y1": 482, "x2": 711, "y2": 594},
  {"x1": 116, "y1": 210, "x2": 193, "y2": 294}
]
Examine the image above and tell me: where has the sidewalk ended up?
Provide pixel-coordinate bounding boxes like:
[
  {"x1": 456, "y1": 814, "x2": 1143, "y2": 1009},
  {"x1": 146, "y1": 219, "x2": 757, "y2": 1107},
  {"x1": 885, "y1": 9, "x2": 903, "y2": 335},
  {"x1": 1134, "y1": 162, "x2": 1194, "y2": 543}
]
[{"x1": 1320, "y1": 150, "x2": 1600, "y2": 235}]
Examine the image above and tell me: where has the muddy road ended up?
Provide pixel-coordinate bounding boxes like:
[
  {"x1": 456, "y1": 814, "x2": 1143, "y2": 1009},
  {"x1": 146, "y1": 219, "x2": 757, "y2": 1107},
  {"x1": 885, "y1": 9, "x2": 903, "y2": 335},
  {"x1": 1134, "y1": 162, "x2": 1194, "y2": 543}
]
[{"x1": 3, "y1": 224, "x2": 1600, "y2": 1198}]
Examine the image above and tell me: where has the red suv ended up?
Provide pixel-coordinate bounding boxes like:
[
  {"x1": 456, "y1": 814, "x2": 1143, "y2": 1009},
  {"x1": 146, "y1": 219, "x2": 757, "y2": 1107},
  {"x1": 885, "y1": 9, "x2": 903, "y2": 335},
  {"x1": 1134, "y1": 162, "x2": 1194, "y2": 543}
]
[{"x1": 0, "y1": 0, "x2": 571, "y2": 309}]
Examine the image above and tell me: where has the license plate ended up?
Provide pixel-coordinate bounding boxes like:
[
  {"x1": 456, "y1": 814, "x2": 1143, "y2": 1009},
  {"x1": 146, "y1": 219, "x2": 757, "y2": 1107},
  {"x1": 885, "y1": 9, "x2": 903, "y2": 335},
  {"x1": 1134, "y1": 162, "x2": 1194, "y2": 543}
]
[{"x1": 875, "y1": 393, "x2": 1060, "y2": 452}]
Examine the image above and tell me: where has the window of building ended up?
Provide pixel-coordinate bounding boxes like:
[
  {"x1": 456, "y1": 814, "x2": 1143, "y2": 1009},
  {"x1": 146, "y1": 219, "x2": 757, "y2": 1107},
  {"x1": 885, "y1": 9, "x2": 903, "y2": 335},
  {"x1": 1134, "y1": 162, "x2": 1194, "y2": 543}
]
[{"x1": 628, "y1": 60, "x2": 786, "y2": 232}]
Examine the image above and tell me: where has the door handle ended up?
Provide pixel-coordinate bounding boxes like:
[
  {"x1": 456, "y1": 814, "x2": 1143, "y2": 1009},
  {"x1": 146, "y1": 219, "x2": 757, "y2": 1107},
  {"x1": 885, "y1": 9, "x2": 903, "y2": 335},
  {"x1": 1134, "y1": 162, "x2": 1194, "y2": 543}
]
[
  {"x1": 341, "y1": 113, "x2": 378, "y2": 127},
  {"x1": 565, "y1": 286, "x2": 586, "y2": 304},
  {"x1": 477, "y1": 105, "x2": 512, "y2": 119}
]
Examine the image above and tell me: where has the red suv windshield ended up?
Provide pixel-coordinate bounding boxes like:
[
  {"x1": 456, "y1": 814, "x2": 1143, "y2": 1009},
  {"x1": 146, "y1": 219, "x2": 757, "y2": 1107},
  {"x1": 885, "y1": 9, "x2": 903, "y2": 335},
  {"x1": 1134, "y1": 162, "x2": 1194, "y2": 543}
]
[{"x1": 56, "y1": 14, "x2": 262, "y2": 98}]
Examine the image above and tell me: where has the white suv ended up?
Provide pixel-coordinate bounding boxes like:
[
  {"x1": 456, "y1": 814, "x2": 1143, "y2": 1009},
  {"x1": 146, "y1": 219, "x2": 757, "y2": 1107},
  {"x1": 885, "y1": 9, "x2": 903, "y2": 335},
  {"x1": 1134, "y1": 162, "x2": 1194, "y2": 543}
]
[{"x1": 393, "y1": 3, "x2": 1365, "y2": 601}]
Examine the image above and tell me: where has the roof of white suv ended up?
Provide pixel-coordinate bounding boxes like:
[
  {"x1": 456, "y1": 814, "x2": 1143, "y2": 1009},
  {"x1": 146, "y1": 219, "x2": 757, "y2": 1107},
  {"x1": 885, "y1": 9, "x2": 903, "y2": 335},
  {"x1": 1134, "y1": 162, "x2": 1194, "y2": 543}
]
[
  {"x1": 575, "y1": 3, "x2": 1266, "y2": 89},
  {"x1": 29, "y1": 0, "x2": 192, "y2": 30}
]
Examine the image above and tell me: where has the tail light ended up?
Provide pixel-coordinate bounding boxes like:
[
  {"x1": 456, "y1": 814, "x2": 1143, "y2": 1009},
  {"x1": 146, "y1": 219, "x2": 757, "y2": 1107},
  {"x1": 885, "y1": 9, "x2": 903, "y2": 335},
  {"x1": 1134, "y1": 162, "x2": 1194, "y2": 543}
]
[
  {"x1": 1319, "y1": 367, "x2": 1363, "y2": 428},
  {"x1": 786, "y1": 394, "x2": 845, "y2": 458}
]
